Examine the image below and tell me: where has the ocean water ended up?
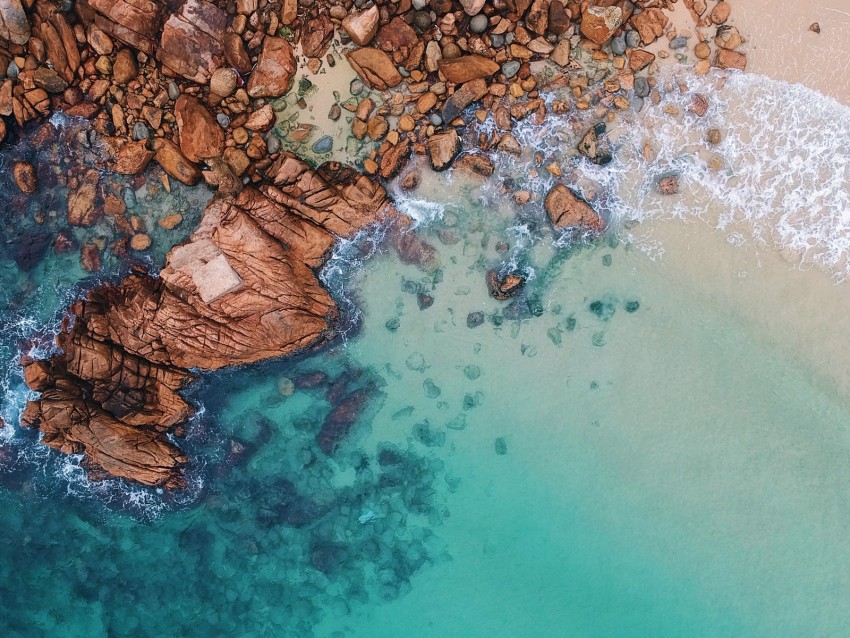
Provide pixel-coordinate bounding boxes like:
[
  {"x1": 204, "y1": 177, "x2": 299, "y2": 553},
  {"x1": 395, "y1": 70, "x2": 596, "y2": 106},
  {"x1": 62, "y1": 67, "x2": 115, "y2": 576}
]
[{"x1": 2, "y1": 69, "x2": 850, "y2": 637}]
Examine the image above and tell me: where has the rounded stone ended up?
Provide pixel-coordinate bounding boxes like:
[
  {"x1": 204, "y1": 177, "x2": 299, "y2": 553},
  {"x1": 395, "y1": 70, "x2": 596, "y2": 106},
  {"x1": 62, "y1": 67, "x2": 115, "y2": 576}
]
[
  {"x1": 412, "y1": 10, "x2": 433, "y2": 31},
  {"x1": 265, "y1": 133, "x2": 281, "y2": 154},
  {"x1": 130, "y1": 233, "x2": 151, "y2": 251},
  {"x1": 210, "y1": 67, "x2": 238, "y2": 97},
  {"x1": 610, "y1": 35, "x2": 626, "y2": 55},
  {"x1": 669, "y1": 36, "x2": 688, "y2": 50},
  {"x1": 428, "y1": 113, "x2": 443, "y2": 126},
  {"x1": 491, "y1": 34, "x2": 505, "y2": 48},
  {"x1": 7, "y1": 60, "x2": 19, "y2": 79},
  {"x1": 167, "y1": 81, "x2": 180, "y2": 101},
  {"x1": 502, "y1": 60, "x2": 521, "y2": 79},
  {"x1": 441, "y1": 42, "x2": 461, "y2": 59},
  {"x1": 470, "y1": 14, "x2": 488, "y2": 34},
  {"x1": 132, "y1": 121, "x2": 149, "y2": 140},
  {"x1": 216, "y1": 112, "x2": 231, "y2": 128},
  {"x1": 312, "y1": 135, "x2": 333, "y2": 154},
  {"x1": 631, "y1": 96, "x2": 645, "y2": 112},
  {"x1": 412, "y1": 0, "x2": 428, "y2": 8},
  {"x1": 694, "y1": 42, "x2": 711, "y2": 59},
  {"x1": 625, "y1": 29, "x2": 641, "y2": 48},
  {"x1": 122, "y1": 187, "x2": 137, "y2": 209},
  {"x1": 634, "y1": 76, "x2": 650, "y2": 97},
  {"x1": 350, "y1": 78, "x2": 365, "y2": 96}
]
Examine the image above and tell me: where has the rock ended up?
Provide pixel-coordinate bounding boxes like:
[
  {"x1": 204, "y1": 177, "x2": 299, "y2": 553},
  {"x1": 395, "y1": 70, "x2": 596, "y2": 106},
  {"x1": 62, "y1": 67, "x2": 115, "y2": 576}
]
[
  {"x1": 548, "y1": 0, "x2": 571, "y2": 35},
  {"x1": 689, "y1": 93, "x2": 709, "y2": 117},
  {"x1": 67, "y1": 171, "x2": 101, "y2": 227},
  {"x1": 247, "y1": 37, "x2": 296, "y2": 98},
  {"x1": 113, "y1": 49, "x2": 138, "y2": 85},
  {"x1": 714, "y1": 25, "x2": 744, "y2": 50},
  {"x1": 810, "y1": 22, "x2": 821, "y2": 34},
  {"x1": 159, "y1": 213, "x2": 183, "y2": 230},
  {"x1": 153, "y1": 138, "x2": 202, "y2": 186},
  {"x1": 80, "y1": 243, "x2": 102, "y2": 272},
  {"x1": 454, "y1": 153, "x2": 494, "y2": 178},
  {"x1": 379, "y1": 138, "x2": 411, "y2": 179},
  {"x1": 630, "y1": 7, "x2": 668, "y2": 45},
  {"x1": 216, "y1": 113, "x2": 230, "y2": 128},
  {"x1": 25, "y1": 163, "x2": 395, "y2": 487},
  {"x1": 87, "y1": 0, "x2": 166, "y2": 55},
  {"x1": 346, "y1": 48, "x2": 402, "y2": 90},
  {"x1": 158, "y1": 0, "x2": 227, "y2": 83},
  {"x1": 13, "y1": 162, "x2": 37, "y2": 194},
  {"x1": 714, "y1": 49, "x2": 747, "y2": 71},
  {"x1": 426, "y1": 129, "x2": 462, "y2": 171},
  {"x1": 412, "y1": 10, "x2": 434, "y2": 32},
  {"x1": 130, "y1": 233, "x2": 151, "y2": 251},
  {"x1": 629, "y1": 49, "x2": 655, "y2": 72},
  {"x1": 342, "y1": 5, "x2": 379, "y2": 46},
  {"x1": 112, "y1": 140, "x2": 155, "y2": 174},
  {"x1": 486, "y1": 270, "x2": 524, "y2": 300},
  {"x1": 375, "y1": 17, "x2": 418, "y2": 51},
  {"x1": 634, "y1": 76, "x2": 649, "y2": 97},
  {"x1": 0, "y1": 119, "x2": 5, "y2": 144},
  {"x1": 460, "y1": 0, "x2": 486, "y2": 15},
  {"x1": 245, "y1": 104, "x2": 275, "y2": 131},
  {"x1": 281, "y1": 0, "x2": 298, "y2": 24},
  {"x1": 223, "y1": 32, "x2": 251, "y2": 73},
  {"x1": 32, "y1": 68, "x2": 68, "y2": 94},
  {"x1": 470, "y1": 15, "x2": 488, "y2": 33},
  {"x1": 657, "y1": 175, "x2": 679, "y2": 195},
  {"x1": 174, "y1": 95, "x2": 225, "y2": 163},
  {"x1": 498, "y1": 133, "x2": 522, "y2": 156},
  {"x1": 611, "y1": 35, "x2": 626, "y2": 55},
  {"x1": 502, "y1": 60, "x2": 521, "y2": 78},
  {"x1": 526, "y1": 0, "x2": 549, "y2": 35},
  {"x1": 707, "y1": 128, "x2": 722, "y2": 145},
  {"x1": 0, "y1": 0, "x2": 30, "y2": 45},
  {"x1": 670, "y1": 36, "x2": 688, "y2": 49},
  {"x1": 710, "y1": 1, "x2": 731, "y2": 24},
  {"x1": 438, "y1": 55, "x2": 500, "y2": 83},
  {"x1": 224, "y1": 147, "x2": 251, "y2": 176},
  {"x1": 441, "y1": 78, "x2": 487, "y2": 123},
  {"x1": 302, "y1": 14, "x2": 334, "y2": 58},
  {"x1": 133, "y1": 122, "x2": 150, "y2": 140},
  {"x1": 312, "y1": 135, "x2": 333, "y2": 154},
  {"x1": 550, "y1": 40, "x2": 571, "y2": 66},
  {"x1": 695, "y1": 41, "x2": 711, "y2": 59},
  {"x1": 580, "y1": 1, "x2": 633, "y2": 45},
  {"x1": 211, "y1": 67, "x2": 238, "y2": 97},
  {"x1": 467, "y1": 311, "x2": 485, "y2": 328},
  {"x1": 544, "y1": 184, "x2": 605, "y2": 231}
]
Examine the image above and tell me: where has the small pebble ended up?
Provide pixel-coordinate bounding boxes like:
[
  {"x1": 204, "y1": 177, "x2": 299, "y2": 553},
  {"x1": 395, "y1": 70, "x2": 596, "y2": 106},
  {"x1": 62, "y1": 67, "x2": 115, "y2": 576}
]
[
  {"x1": 669, "y1": 36, "x2": 688, "y2": 49},
  {"x1": 610, "y1": 35, "x2": 626, "y2": 55},
  {"x1": 216, "y1": 113, "x2": 230, "y2": 128},
  {"x1": 412, "y1": 10, "x2": 433, "y2": 31},
  {"x1": 412, "y1": 0, "x2": 428, "y2": 8},
  {"x1": 502, "y1": 60, "x2": 521, "y2": 79},
  {"x1": 491, "y1": 34, "x2": 504, "y2": 48},
  {"x1": 122, "y1": 187, "x2": 137, "y2": 209},
  {"x1": 350, "y1": 79, "x2": 365, "y2": 96},
  {"x1": 132, "y1": 122, "x2": 149, "y2": 140},
  {"x1": 312, "y1": 135, "x2": 333, "y2": 154},
  {"x1": 625, "y1": 29, "x2": 641, "y2": 48},
  {"x1": 7, "y1": 61, "x2": 19, "y2": 79},
  {"x1": 265, "y1": 133, "x2": 281, "y2": 154},
  {"x1": 634, "y1": 76, "x2": 649, "y2": 97},
  {"x1": 167, "y1": 81, "x2": 180, "y2": 101},
  {"x1": 470, "y1": 14, "x2": 488, "y2": 34},
  {"x1": 429, "y1": 113, "x2": 442, "y2": 126},
  {"x1": 494, "y1": 437, "x2": 508, "y2": 455}
]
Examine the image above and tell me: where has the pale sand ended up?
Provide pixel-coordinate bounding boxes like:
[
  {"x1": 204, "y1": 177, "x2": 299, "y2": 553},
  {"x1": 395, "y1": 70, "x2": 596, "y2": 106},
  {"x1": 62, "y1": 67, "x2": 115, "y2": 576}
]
[{"x1": 732, "y1": 0, "x2": 850, "y2": 104}]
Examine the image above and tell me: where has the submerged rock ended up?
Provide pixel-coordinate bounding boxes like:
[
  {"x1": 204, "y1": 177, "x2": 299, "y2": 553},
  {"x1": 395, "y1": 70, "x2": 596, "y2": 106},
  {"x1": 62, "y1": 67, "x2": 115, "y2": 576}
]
[
  {"x1": 12, "y1": 161, "x2": 37, "y2": 193},
  {"x1": 486, "y1": 270, "x2": 525, "y2": 300},
  {"x1": 544, "y1": 184, "x2": 605, "y2": 232}
]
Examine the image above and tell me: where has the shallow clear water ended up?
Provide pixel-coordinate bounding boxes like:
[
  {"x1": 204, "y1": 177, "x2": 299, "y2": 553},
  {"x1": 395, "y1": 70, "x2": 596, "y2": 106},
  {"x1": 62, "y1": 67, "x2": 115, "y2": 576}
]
[{"x1": 2, "y1": 71, "x2": 850, "y2": 637}]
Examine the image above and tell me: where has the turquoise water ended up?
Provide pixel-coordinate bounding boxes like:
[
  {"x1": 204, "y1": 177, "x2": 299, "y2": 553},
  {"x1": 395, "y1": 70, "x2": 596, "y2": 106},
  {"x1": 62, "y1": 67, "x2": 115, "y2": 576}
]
[{"x1": 3, "y1": 74, "x2": 850, "y2": 637}]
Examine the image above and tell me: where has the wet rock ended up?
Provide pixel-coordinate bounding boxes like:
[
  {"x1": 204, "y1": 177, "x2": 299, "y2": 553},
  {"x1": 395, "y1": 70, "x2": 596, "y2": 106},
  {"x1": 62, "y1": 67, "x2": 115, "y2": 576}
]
[
  {"x1": 153, "y1": 138, "x2": 202, "y2": 186},
  {"x1": 438, "y1": 55, "x2": 500, "y2": 83},
  {"x1": 502, "y1": 60, "x2": 521, "y2": 79},
  {"x1": 707, "y1": 128, "x2": 722, "y2": 145},
  {"x1": 302, "y1": 13, "x2": 334, "y2": 58},
  {"x1": 494, "y1": 437, "x2": 508, "y2": 455},
  {"x1": 714, "y1": 25, "x2": 744, "y2": 50},
  {"x1": 581, "y1": 1, "x2": 633, "y2": 45},
  {"x1": 13, "y1": 161, "x2": 37, "y2": 194},
  {"x1": 634, "y1": 76, "x2": 649, "y2": 97},
  {"x1": 158, "y1": 1, "x2": 227, "y2": 83},
  {"x1": 486, "y1": 270, "x2": 525, "y2": 300},
  {"x1": 12, "y1": 229, "x2": 52, "y2": 271},
  {"x1": 130, "y1": 233, "x2": 151, "y2": 251},
  {"x1": 611, "y1": 35, "x2": 626, "y2": 55},
  {"x1": 624, "y1": 300, "x2": 640, "y2": 313},
  {"x1": 312, "y1": 135, "x2": 333, "y2": 154},
  {"x1": 343, "y1": 5, "x2": 379, "y2": 46},
  {"x1": 113, "y1": 48, "x2": 138, "y2": 84},
  {"x1": 423, "y1": 379, "x2": 441, "y2": 398},
  {"x1": 656, "y1": 174, "x2": 679, "y2": 195},
  {"x1": 454, "y1": 153, "x2": 494, "y2": 178},
  {"x1": 67, "y1": 172, "x2": 101, "y2": 227},
  {"x1": 247, "y1": 37, "x2": 297, "y2": 98},
  {"x1": 689, "y1": 93, "x2": 709, "y2": 117},
  {"x1": 245, "y1": 104, "x2": 275, "y2": 132},
  {"x1": 576, "y1": 125, "x2": 612, "y2": 165},
  {"x1": 32, "y1": 67, "x2": 68, "y2": 94},
  {"x1": 223, "y1": 32, "x2": 251, "y2": 73},
  {"x1": 347, "y1": 47, "x2": 402, "y2": 91},
  {"x1": 426, "y1": 129, "x2": 461, "y2": 171},
  {"x1": 629, "y1": 49, "x2": 655, "y2": 72},
  {"x1": 112, "y1": 140, "x2": 155, "y2": 174},
  {"x1": 317, "y1": 389, "x2": 371, "y2": 454},
  {"x1": 545, "y1": 184, "x2": 605, "y2": 232},
  {"x1": 548, "y1": 0, "x2": 571, "y2": 35},
  {"x1": 441, "y1": 78, "x2": 487, "y2": 123},
  {"x1": 417, "y1": 293, "x2": 434, "y2": 310},
  {"x1": 467, "y1": 311, "x2": 485, "y2": 328},
  {"x1": 713, "y1": 49, "x2": 747, "y2": 71},
  {"x1": 379, "y1": 138, "x2": 411, "y2": 179},
  {"x1": 174, "y1": 95, "x2": 225, "y2": 162},
  {"x1": 80, "y1": 243, "x2": 102, "y2": 272},
  {"x1": 295, "y1": 371, "x2": 329, "y2": 389}
]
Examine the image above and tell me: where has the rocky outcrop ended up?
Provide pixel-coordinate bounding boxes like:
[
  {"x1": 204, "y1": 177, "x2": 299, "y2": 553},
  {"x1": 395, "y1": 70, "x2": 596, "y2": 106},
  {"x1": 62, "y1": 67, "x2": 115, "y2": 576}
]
[
  {"x1": 158, "y1": 0, "x2": 227, "y2": 84},
  {"x1": 23, "y1": 160, "x2": 397, "y2": 487},
  {"x1": 544, "y1": 184, "x2": 605, "y2": 231}
]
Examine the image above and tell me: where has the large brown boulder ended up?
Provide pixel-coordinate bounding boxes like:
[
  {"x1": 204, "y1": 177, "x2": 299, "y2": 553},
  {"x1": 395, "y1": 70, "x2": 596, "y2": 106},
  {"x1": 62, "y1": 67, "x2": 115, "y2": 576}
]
[
  {"x1": 438, "y1": 55, "x2": 500, "y2": 83},
  {"x1": 342, "y1": 5, "x2": 379, "y2": 46},
  {"x1": 426, "y1": 129, "x2": 462, "y2": 171},
  {"x1": 544, "y1": 184, "x2": 605, "y2": 231},
  {"x1": 24, "y1": 160, "x2": 397, "y2": 487},
  {"x1": 247, "y1": 36, "x2": 296, "y2": 98},
  {"x1": 152, "y1": 138, "x2": 202, "y2": 186},
  {"x1": 158, "y1": 0, "x2": 227, "y2": 83},
  {"x1": 174, "y1": 95, "x2": 224, "y2": 163},
  {"x1": 580, "y1": 1, "x2": 634, "y2": 45},
  {"x1": 346, "y1": 48, "x2": 402, "y2": 91},
  {"x1": 0, "y1": 0, "x2": 30, "y2": 45},
  {"x1": 302, "y1": 13, "x2": 334, "y2": 58},
  {"x1": 85, "y1": 0, "x2": 167, "y2": 55},
  {"x1": 630, "y1": 7, "x2": 668, "y2": 45}
]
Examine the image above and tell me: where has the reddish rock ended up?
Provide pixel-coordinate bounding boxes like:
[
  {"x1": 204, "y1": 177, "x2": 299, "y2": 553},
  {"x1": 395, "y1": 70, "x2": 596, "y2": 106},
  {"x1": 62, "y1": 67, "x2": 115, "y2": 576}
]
[
  {"x1": 630, "y1": 7, "x2": 668, "y2": 45},
  {"x1": 152, "y1": 138, "x2": 202, "y2": 186},
  {"x1": 158, "y1": 0, "x2": 227, "y2": 83},
  {"x1": 657, "y1": 175, "x2": 679, "y2": 195},
  {"x1": 223, "y1": 32, "x2": 251, "y2": 73},
  {"x1": 13, "y1": 161, "x2": 38, "y2": 194},
  {"x1": 247, "y1": 36, "x2": 296, "y2": 98},
  {"x1": 544, "y1": 184, "x2": 605, "y2": 231},
  {"x1": 486, "y1": 270, "x2": 525, "y2": 300},
  {"x1": 629, "y1": 49, "x2": 655, "y2": 72},
  {"x1": 174, "y1": 95, "x2": 224, "y2": 163},
  {"x1": 426, "y1": 129, "x2": 462, "y2": 171},
  {"x1": 342, "y1": 5, "x2": 379, "y2": 46},
  {"x1": 112, "y1": 140, "x2": 155, "y2": 174},
  {"x1": 379, "y1": 138, "x2": 411, "y2": 179},
  {"x1": 112, "y1": 48, "x2": 138, "y2": 84},
  {"x1": 581, "y1": 1, "x2": 633, "y2": 45},
  {"x1": 526, "y1": 0, "x2": 550, "y2": 35},
  {"x1": 689, "y1": 93, "x2": 709, "y2": 117},
  {"x1": 87, "y1": 0, "x2": 167, "y2": 55},
  {"x1": 714, "y1": 49, "x2": 747, "y2": 71},
  {"x1": 346, "y1": 47, "x2": 402, "y2": 91},
  {"x1": 67, "y1": 171, "x2": 102, "y2": 227},
  {"x1": 375, "y1": 16, "x2": 418, "y2": 51},
  {"x1": 454, "y1": 153, "x2": 494, "y2": 178},
  {"x1": 438, "y1": 55, "x2": 500, "y2": 83},
  {"x1": 0, "y1": 0, "x2": 30, "y2": 45},
  {"x1": 81, "y1": 243, "x2": 102, "y2": 272},
  {"x1": 302, "y1": 13, "x2": 334, "y2": 58},
  {"x1": 441, "y1": 78, "x2": 488, "y2": 123},
  {"x1": 244, "y1": 104, "x2": 275, "y2": 132}
]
